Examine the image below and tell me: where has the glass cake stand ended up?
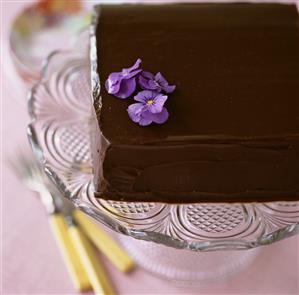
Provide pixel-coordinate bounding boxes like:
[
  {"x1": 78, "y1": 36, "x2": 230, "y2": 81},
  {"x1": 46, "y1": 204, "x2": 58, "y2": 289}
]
[{"x1": 28, "y1": 31, "x2": 299, "y2": 283}]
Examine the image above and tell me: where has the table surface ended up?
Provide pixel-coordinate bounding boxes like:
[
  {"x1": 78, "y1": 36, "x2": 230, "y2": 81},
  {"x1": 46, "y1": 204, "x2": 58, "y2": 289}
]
[{"x1": 1, "y1": 1, "x2": 299, "y2": 294}]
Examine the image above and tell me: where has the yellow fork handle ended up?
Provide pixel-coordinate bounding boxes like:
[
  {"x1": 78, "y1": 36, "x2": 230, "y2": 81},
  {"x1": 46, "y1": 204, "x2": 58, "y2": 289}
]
[
  {"x1": 68, "y1": 226, "x2": 116, "y2": 295},
  {"x1": 73, "y1": 210, "x2": 135, "y2": 273},
  {"x1": 49, "y1": 213, "x2": 91, "y2": 291}
]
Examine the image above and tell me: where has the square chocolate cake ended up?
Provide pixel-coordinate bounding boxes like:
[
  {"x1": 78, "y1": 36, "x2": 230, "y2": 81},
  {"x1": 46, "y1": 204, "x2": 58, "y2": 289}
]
[{"x1": 90, "y1": 3, "x2": 299, "y2": 203}]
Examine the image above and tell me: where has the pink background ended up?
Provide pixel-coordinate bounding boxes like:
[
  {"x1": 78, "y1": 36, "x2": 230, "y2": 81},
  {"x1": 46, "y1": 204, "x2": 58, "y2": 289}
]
[{"x1": 1, "y1": 1, "x2": 299, "y2": 294}]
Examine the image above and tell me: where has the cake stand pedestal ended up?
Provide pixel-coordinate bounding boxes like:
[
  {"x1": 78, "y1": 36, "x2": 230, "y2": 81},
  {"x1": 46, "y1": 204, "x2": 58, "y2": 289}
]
[{"x1": 118, "y1": 235, "x2": 261, "y2": 284}]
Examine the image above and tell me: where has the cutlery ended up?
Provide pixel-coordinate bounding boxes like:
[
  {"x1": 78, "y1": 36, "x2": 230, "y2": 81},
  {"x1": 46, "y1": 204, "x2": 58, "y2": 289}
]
[
  {"x1": 10, "y1": 154, "x2": 91, "y2": 291},
  {"x1": 10, "y1": 153, "x2": 134, "y2": 294}
]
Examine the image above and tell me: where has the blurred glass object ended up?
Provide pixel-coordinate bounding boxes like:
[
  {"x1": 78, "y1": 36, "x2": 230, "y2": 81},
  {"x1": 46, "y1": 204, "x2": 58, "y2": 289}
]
[{"x1": 9, "y1": 0, "x2": 91, "y2": 84}]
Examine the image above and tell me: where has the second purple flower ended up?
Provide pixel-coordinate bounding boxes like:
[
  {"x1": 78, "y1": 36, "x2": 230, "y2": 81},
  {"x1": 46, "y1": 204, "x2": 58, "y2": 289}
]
[{"x1": 138, "y1": 71, "x2": 176, "y2": 94}]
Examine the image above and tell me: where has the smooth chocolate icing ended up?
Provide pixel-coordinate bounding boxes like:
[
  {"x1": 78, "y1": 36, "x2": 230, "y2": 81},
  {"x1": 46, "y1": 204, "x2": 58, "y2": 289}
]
[{"x1": 92, "y1": 3, "x2": 299, "y2": 203}]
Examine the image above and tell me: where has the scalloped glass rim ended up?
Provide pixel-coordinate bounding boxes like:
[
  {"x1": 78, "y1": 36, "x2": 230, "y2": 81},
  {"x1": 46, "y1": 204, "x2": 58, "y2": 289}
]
[{"x1": 27, "y1": 28, "x2": 299, "y2": 252}]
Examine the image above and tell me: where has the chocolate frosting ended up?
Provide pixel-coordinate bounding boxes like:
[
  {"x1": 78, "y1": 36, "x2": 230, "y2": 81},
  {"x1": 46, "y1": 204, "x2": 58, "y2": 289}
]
[{"x1": 92, "y1": 3, "x2": 299, "y2": 203}]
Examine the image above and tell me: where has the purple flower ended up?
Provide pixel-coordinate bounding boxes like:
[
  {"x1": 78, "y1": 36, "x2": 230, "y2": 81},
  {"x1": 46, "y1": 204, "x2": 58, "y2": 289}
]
[
  {"x1": 105, "y1": 58, "x2": 142, "y2": 99},
  {"x1": 138, "y1": 71, "x2": 176, "y2": 94},
  {"x1": 127, "y1": 90, "x2": 169, "y2": 126}
]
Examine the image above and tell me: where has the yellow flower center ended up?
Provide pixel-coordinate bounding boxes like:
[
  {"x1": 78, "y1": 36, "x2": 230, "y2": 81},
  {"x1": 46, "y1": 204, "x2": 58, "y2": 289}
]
[{"x1": 147, "y1": 99, "x2": 154, "y2": 105}]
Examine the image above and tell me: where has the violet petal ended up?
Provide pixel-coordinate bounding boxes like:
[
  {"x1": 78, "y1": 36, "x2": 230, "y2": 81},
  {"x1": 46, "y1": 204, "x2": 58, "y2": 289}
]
[
  {"x1": 138, "y1": 72, "x2": 154, "y2": 90},
  {"x1": 138, "y1": 75, "x2": 153, "y2": 90},
  {"x1": 139, "y1": 116, "x2": 153, "y2": 126},
  {"x1": 134, "y1": 90, "x2": 152, "y2": 103},
  {"x1": 138, "y1": 71, "x2": 162, "y2": 91},
  {"x1": 155, "y1": 72, "x2": 176, "y2": 94},
  {"x1": 123, "y1": 58, "x2": 142, "y2": 73},
  {"x1": 122, "y1": 69, "x2": 142, "y2": 80},
  {"x1": 115, "y1": 78, "x2": 137, "y2": 99},
  {"x1": 155, "y1": 72, "x2": 168, "y2": 85},
  {"x1": 141, "y1": 71, "x2": 155, "y2": 79},
  {"x1": 162, "y1": 84, "x2": 176, "y2": 94},
  {"x1": 105, "y1": 72, "x2": 122, "y2": 94},
  {"x1": 127, "y1": 102, "x2": 144, "y2": 123},
  {"x1": 151, "y1": 107, "x2": 169, "y2": 124},
  {"x1": 148, "y1": 94, "x2": 168, "y2": 114}
]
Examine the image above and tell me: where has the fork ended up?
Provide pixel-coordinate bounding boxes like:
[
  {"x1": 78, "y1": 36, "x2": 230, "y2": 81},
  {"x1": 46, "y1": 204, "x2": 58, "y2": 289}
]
[
  {"x1": 10, "y1": 154, "x2": 92, "y2": 291},
  {"x1": 10, "y1": 153, "x2": 131, "y2": 294}
]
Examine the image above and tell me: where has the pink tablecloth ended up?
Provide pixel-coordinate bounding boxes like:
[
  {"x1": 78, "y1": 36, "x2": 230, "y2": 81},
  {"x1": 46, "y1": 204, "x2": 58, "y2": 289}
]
[{"x1": 2, "y1": 1, "x2": 299, "y2": 294}]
